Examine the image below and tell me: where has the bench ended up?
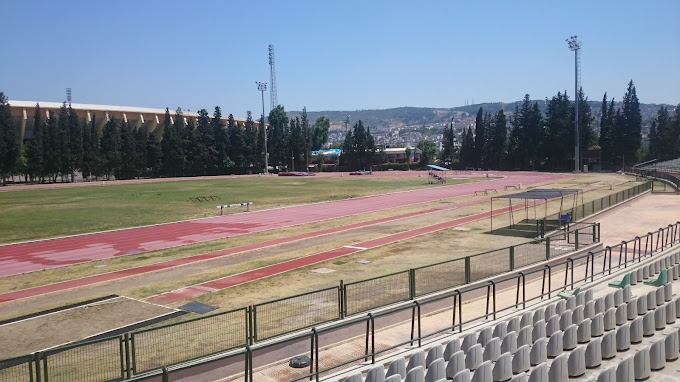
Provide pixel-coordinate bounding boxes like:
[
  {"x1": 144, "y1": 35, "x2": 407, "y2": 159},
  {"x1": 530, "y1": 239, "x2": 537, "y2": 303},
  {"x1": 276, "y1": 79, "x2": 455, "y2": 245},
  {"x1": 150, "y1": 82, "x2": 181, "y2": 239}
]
[
  {"x1": 557, "y1": 286, "x2": 580, "y2": 300},
  {"x1": 217, "y1": 202, "x2": 253, "y2": 214}
]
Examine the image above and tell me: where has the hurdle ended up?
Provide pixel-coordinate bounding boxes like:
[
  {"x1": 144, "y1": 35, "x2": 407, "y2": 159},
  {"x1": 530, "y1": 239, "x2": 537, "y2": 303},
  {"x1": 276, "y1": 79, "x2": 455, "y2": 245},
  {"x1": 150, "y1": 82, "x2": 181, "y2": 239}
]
[{"x1": 217, "y1": 202, "x2": 253, "y2": 215}]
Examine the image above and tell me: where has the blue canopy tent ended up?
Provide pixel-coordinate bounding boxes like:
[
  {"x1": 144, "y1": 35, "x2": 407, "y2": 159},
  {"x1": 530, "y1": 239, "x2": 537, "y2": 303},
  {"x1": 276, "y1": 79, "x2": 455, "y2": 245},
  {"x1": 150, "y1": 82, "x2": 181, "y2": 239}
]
[{"x1": 427, "y1": 164, "x2": 449, "y2": 184}]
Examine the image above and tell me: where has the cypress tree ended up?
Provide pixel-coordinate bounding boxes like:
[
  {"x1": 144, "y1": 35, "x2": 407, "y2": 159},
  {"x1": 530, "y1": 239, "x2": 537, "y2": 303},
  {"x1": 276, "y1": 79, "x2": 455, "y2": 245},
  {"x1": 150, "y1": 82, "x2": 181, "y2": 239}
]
[
  {"x1": 67, "y1": 104, "x2": 83, "y2": 181},
  {"x1": 56, "y1": 103, "x2": 71, "y2": 181},
  {"x1": 311, "y1": 116, "x2": 330, "y2": 151},
  {"x1": 228, "y1": 114, "x2": 245, "y2": 170},
  {"x1": 26, "y1": 104, "x2": 44, "y2": 181},
  {"x1": 117, "y1": 120, "x2": 136, "y2": 179},
  {"x1": 133, "y1": 125, "x2": 148, "y2": 176},
  {"x1": 244, "y1": 111, "x2": 257, "y2": 171},
  {"x1": 460, "y1": 127, "x2": 475, "y2": 168},
  {"x1": 43, "y1": 110, "x2": 60, "y2": 182},
  {"x1": 0, "y1": 93, "x2": 19, "y2": 185},
  {"x1": 620, "y1": 80, "x2": 642, "y2": 166},
  {"x1": 146, "y1": 132, "x2": 162, "y2": 177},
  {"x1": 211, "y1": 106, "x2": 230, "y2": 174},
  {"x1": 100, "y1": 117, "x2": 121, "y2": 179},
  {"x1": 474, "y1": 107, "x2": 485, "y2": 169},
  {"x1": 300, "y1": 107, "x2": 312, "y2": 170},
  {"x1": 544, "y1": 91, "x2": 573, "y2": 170},
  {"x1": 489, "y1": 110, "x2": 507, "y2": 169}
]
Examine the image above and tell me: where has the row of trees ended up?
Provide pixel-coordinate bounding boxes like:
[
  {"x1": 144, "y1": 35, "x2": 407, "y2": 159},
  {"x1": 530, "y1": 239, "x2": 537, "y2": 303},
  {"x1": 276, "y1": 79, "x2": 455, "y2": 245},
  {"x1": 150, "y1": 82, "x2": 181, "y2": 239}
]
[
  {"x1": 648, "y1": 105, "x2": 680, "y2": 162},
  {"x1": 0, "y1": 95, "x2": 331, "y2": 183},
  {"x1": 456, "y1": 81, "x2": 651, "y2": 171}
]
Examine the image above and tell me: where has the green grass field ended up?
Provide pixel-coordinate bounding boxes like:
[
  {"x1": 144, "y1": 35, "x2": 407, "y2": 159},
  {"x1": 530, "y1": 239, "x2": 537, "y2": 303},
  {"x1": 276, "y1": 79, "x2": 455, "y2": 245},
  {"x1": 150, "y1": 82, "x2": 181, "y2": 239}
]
[{"x1": 0, "y1": 176, "x2": 483, "y2": 243}]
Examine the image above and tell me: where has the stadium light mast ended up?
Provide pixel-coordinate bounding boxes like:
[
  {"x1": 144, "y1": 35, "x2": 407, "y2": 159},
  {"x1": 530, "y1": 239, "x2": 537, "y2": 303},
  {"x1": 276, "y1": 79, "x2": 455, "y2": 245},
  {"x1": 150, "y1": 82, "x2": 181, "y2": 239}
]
[
  {"x1": 257, "y1": 81, "x2": 268, "y2": 174},
  {"x1": 566, "y1": 36, "x2": 581, "y2": 172}
]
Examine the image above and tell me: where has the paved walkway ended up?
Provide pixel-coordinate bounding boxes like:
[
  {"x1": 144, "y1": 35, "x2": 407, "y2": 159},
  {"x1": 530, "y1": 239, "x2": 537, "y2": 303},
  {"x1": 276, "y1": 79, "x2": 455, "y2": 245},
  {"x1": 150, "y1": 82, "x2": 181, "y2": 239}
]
[{"x1": 0, "y1": 172, "x2": 563, "y2": 278}]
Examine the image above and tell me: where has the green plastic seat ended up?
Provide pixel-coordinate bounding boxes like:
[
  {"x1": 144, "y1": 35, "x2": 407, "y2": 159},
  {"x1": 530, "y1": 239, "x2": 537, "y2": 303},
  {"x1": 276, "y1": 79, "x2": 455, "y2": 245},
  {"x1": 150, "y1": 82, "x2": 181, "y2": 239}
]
[
  {"x1": 644, "y1": 268, "x2": 668, "y2": 286},
  {"x1": 558, "y1": 286, "x2": 580, "y2": 300},
  {"x1": 608, "y1": 273, "x2": 631, "y2": 288}
]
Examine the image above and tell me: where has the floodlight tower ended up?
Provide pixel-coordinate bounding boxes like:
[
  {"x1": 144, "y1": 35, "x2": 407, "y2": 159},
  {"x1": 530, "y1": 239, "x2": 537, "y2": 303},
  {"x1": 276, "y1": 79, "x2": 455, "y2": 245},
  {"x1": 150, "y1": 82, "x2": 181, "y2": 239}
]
[
  {"x1": 66, "y1": 88, "x2": 72, "y2": 104},
  {"x1": 566, "y1": 36, "x2": 581, "y2": 172},
  {"x1": 257, "y1": 81, "x2": 269, "y2": 174},
  {"x1": 268, "y1": 44, "x2": 278, "y2": 111}
]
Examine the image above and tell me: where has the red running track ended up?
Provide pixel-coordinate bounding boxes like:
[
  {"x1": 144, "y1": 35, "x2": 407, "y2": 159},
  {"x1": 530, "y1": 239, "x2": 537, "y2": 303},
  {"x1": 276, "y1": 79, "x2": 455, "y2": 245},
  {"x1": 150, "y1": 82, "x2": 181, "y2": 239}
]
[
  {"x1": 0, "y1": 172, "x2": 566, "y2": 278},
  {"x1": 146, "y1": 202, "x2": 524, "y2": 304}
]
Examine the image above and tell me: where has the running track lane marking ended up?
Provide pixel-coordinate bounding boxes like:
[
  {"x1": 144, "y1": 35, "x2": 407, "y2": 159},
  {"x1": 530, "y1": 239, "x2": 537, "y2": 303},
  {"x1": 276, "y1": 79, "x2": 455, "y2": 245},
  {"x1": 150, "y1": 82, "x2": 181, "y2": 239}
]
[
  {"x1": 0, "y1": 199, "x2": 483, "y2": 304},
  {"x1": 145, "y1": 203, "x2": 523, "y2": 304}
]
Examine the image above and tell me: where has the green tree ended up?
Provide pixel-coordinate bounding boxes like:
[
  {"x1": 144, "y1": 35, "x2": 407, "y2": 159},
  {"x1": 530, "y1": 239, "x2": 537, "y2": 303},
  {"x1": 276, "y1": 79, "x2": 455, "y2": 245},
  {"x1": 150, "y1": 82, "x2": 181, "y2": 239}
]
[
  {"x1": 212, "y1": 106, "x2": 230, "y2": 174},
  {"x1": 507, "y1": 95, "x2": 544, "y2": 170},
  {"x1": 648, "y1": 106, "x2": 679, "y2": 160},
  {"x1": 67, "y1": 104, "x2": 83, "y2": 181},
  {"x1": 56, "y1": 103, "x2": 71, "y2": 181},
  {"x1": 161, "y1": 108, "x2": 184, "y2": 176},
  {"x1": 81, "y1": 113, "x2": 101, "y2": 179},
  {"x1": 459, "y1": 127, "x2": 475, "y2": 168},
  {"x1": 440, "y1": 122, "x2": 455, "y2": 166},
  {"x1": 0, "y1": 93, "x2": 19, "y2": 185},
  {"x1": 300, "y1": 108, "x2": 312, "y2": 170},
  {"x1": 257, "y1": 114, "x2": 266, "y2": 172},
  {"x1": 117, "y1": 120, "x2": 136, "y2": 179},
  {"x1": 311, "y1": 116, "x2": 330, "y2": 150},
  {"x1": 577, "y1": 87, "x2": 595, "y2": 152},
  {"x1": 598, "y1": 93, "x2": 615, "y2": 167},
  {"x1": 418, "y1": 140, "x2": 437, "y2": 167},
  {"x1": 228, "y1": 114, "x2": 245, "y2": 169},
  {"x1": 615, "y1": 80, "x2": 642, "y2": 168},
  {"x1": 100, "y1": 117, "x2": 121, "y2": 179},
  {"x1": 243, "y1": 111, "x2": 257, "y2": 171},
  {"x1": 267, "y1": 105, "x2": 289, "y2": 169},
  {"x1": 544, "y1": 91, "x2": 573, "y2": 170},
  {"x1": 26, "y1": 104, "x2": 44, "y2": 181},
  {"x1": 488, "y1": 110, "x2": 507, "y2": 169},
  {"x1": 146, "y1": 132, "x2": 162, "y2": 177},
  {"x1": 474, "y1": 107, "x2": 486, "y2": 169},
  {"x1": 133, "y1": 125, "x2": 148, "y2": 176}
]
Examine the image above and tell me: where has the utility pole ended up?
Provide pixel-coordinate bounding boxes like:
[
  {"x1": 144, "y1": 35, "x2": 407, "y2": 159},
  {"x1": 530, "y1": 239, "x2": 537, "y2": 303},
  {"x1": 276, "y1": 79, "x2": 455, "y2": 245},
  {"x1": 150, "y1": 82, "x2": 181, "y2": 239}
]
[
  {"x1": 257, "y1": 81, "x2": 268, "y2": 174},
  {"x1": 566, "y1": 36, "x2": 581, "y2": 173}
]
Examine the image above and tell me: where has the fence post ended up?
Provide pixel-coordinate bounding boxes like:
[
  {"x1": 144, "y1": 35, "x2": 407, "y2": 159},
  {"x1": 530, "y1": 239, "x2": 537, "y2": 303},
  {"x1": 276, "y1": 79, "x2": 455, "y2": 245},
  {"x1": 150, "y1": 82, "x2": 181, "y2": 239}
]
[
  {"x1": 465, "y1": 257, "x2": 471, "y2": 284},
  {"x1": 409, "y1": 269, "x2": 416, "y2": 300},
  {"x1": 339, "y1": 280, "x2": 345, "y2": 318},
  {"x1": 34, "y1": 352, "x2": 41, "y2": 382},
  {"x1": 575, "y1": 229, "x2": 579, "y2": 250},
  {"x1": 545, "y1": 237, "x2": 551, "y2": 260},
  {"x1": 509, "y1": 246, "x2": 515, "y2": 271},
  {"x1": 124, "y1": 333, "x2": 131, "y2": 379}
]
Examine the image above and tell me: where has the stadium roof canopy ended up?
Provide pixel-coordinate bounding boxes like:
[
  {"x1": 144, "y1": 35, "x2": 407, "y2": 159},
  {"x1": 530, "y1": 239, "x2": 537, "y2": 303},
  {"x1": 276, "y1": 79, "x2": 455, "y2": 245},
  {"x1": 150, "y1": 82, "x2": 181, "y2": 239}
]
[
  {"x1": 494, "y1": 188, "x2": 581, "y2": 200},
  {"x1": 427, "y1": 164, "x2": 449, "y2": 171}
]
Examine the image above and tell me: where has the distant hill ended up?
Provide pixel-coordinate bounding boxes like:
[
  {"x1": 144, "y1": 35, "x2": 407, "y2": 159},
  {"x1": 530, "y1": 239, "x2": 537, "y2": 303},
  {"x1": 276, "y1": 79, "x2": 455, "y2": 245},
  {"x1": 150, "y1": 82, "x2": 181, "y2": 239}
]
[{"x1": 289, "y1": 101, "x2": 675, "y2": 131}]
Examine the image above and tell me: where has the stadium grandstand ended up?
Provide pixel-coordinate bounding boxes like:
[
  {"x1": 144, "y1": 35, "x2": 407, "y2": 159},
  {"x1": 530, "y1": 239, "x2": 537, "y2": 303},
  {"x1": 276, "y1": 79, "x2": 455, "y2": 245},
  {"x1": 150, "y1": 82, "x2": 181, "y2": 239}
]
[{"x1": 632, "y1": 158, "x2": 680, "y2": 190}]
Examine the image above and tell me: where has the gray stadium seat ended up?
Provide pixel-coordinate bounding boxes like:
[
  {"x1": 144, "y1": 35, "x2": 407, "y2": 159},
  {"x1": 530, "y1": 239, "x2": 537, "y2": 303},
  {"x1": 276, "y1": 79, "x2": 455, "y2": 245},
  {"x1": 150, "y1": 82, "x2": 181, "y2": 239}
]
[
  {"x1": 585, "y1": 337, "x2": 602, "y2": 368},
  {"x1": 546, "y1": 315, "x2": 560, "y2": 337},
  {"x1": 630, "y1": 316, "x2": 643, "y2": 344},
  {"x1": 507, "y1": 316, "x2": 521, "y2": 335},
  {"x1": 547, "y1": 331, "x2": 563, "y2": 358},
  {"x1": 636, "y1": 295, "x2": 647, "y2": 315},
  {"x1": 405, "y1": 366, "x2": 425, "y2": 382},
  {"x1": 527, "y1": 363, "x2": 548, "y2": 382},
  {"x1": 559, "y1": 310, "x2": 572, "y2": 331},
  {"x1": 566, "y1": 295, "x2": 576, "y2": 311},
  {"x1": 478, "y1": 327, "x2": 493, "y2": 347},
  {"x1": 344, "y1": 373, "x2": 363, "y2": 382},
  {"x1": 466, "y1": 344, "x2": 483, "y2": 371},
  {"x1": 604, "y1": 293, "x2": 614, "y2": 311},
  {"x1": 664, "y1": 282, "x2": 673, "y2": 301},
  {"x1": 603, "y1": 308, "x2": 616, "y2": 331},
  {"x1": 365, "y1": 365, "x2": 385, "y2": 382},
  {"x1": 509, "y1": 373, "x2": 528, "y2": 382},
  {"x1": 531, "y1": 321, "x2": 546, "y2": 343},
  {"x1": 529, "y1": 338, "x2": 547, "y2": 366},
  {"x1": 584, "y1": 289, "x2": 593, "y2": 303},
  {"x1": 650, "y1": 338, "x2": 666, "y2": 371},
  {"x1": 482, "y1": 338, "x2": 501, "y2": 362},
  {"x1": 407, "y1": 351, "x2": 426, "y2": 373},
  {"x1": 642, "y1": 265, "x2": 650, "y2": 279},
  {"x1": 642, "y1": 311, "x2": 655, "y2": 336},
  {"x1": 591, "y1": 313, "x2": 604, "y2": 337},
  {"x1": 501, "y1": 331, "x2": 517, "y2": 354},
  {"x1": 645, "y1": 289, "x2": 655, "y2": 309},
  {"x1": 622, "y1": 285, "x2": 631, "y2": 303},
  {"x1": 572, "y1": 305, "x2": 584, "y2": 324},
  {"x1": 451, "y1": 369, "x2": 471, "y2": 382},
  {"x1": 633, "y1": 346, "x2": 650, "y2": 381},
  {"x1": 492, "y1": 352, "x2": 512, "y2": 382},
  {"x1": 446, "y1": 350, "x2": 465, "y2": 380},
  {"x1": 512, "y1": 345, "x2": 530, "y2": 374},
  {"x1": 563, "y1": 324, "x2": 577, "y2": 350},
  {"x1": 615, "y1": 304, "x2": 627, "y2": 325},
  {"x1": 567, "y1": 345, "x2": 586, "y2": 378},
  {"x1": 544, "y1": 304, "x2": 556, "y2": 320},
  {"x1": 596, "y1": 366, "x2": 616, "y2": 382},
  {"x1": 425, "y1": 358, "x2": 445, "y2": 382},
  {"x1": 462, "y1": 333, "x2": 477, "y2": 352},
  {"x1": 493, "y1": 322, "x2": 507, "y2": 339},
  {"x1": 616, "y1": 354, "x2": 634, "y2": 382},
  {"x1": 665, "y1": 328, "x2": 679, "y2": 361},
  {"x1": 518, "y1": 326, "x2": 532, "y2": 348},
  {"x1": 548, "y1": 353, "x2": 568, "y2": 382},
  {"x1": 529, "y1": 309, "x2": 542, "y2": 326},
  {"x1": 577, "y1": 318, "x2": 591, "y2": 344},
  {"x1": 615, "y1": 322, "x2": 630, "y2": 351},
  {"x1": 386, "y1": 358, "x2": 406, "y2": 380},
  {"x1": 676, "y1": 296, "x2": 680, "y2": 318},
  {"x1": 426, "y1": 345, "x2": 443, "y2": 367},
  {"x1": 471, "y1": 360, "x2": 492, "y2": 382},
  {"x1": 655, "y1": 287, "x2": 664, "y2": 306},
  {"x1": 630, "y1": 270, "x2": 638, "y2": 285},
  {"x1": 444, "y1": 338, "x2": 461, "y2": 361},
  {"x1": 385, "y1": 376, "x2": 401, "y2": 382},
  {"x1": 584, "y1": 300, "x2": 595, "y2": 319},
  {"x1": 654, "y1": 305, "x2": 666, "y2": 330},
  {"x1": 613, "y1": 289, "x2": 623, "y2": 307},
  {"x1": 636, "y1": 268, "x2": 644, "y2": 283},
  {"x1": 626, "y1": 297, "x2": 638, "y2": 319},
  {"x1": 576, "y1": 291, "x2": 586, "y2": 307},
  {"x1": 594, "y1": 297, "x2": 605, "y2": 315},
  {"x1": 601, "y1": 330, "x2": 616, "y2": 360}
]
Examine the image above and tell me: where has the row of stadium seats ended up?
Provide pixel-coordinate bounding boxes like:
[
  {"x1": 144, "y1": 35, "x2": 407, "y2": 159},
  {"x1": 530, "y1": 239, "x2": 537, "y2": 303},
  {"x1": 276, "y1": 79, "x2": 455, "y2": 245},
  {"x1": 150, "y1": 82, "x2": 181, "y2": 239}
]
[{"x1": 335, "y1": 250, "x2": 680, "y2": 382}]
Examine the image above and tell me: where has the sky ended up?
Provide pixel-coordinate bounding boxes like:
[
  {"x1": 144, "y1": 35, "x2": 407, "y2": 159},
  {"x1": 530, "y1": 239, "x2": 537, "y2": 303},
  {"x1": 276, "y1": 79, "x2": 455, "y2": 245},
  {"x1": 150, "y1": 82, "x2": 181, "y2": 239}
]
[{"x1": 2, "y1": 1, "x2": 679, "y2": 118}]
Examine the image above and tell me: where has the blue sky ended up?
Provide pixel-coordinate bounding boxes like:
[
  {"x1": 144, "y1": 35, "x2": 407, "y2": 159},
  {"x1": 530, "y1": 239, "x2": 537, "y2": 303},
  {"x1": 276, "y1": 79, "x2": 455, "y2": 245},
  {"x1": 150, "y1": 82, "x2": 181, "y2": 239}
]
[{"x1": 2, "y1": 1, "x2": 679, "y2": 118}]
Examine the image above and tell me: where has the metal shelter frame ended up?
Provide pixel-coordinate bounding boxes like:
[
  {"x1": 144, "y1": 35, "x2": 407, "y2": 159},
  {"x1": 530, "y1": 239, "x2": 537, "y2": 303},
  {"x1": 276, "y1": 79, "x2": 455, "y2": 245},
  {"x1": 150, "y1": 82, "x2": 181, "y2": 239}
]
[
  {"x1": 427, "y1": 164, "x2": 449, "y2": 184},
  {"x1": 490, "y1": 188, "x2": 583, "y2": 233}
]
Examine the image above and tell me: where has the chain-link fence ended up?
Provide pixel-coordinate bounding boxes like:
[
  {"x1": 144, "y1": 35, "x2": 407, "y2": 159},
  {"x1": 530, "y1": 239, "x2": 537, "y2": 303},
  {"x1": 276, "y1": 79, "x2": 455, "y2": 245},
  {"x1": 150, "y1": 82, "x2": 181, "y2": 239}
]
[
  {"x1": 468, "y1": 248, "x2": 512, "y2": 282},
  {"x1": 413, "y1": 258, "x2": 467, "y2": 297},
  {"x1": 42, "y1": 336, "x2": 124, "y2": 382},
  {"x1": 131, "y1": 307, "x2": 247, "y2": 374},
  {"x1": 344, "y1": 271, "x2": 410, "y2": 316},
  {"x1": 0, "y1": 355, "x2": 34, "y2": 382},
  {"x1": 253, "y1": 287, "x2": 340, "y2": 341}
]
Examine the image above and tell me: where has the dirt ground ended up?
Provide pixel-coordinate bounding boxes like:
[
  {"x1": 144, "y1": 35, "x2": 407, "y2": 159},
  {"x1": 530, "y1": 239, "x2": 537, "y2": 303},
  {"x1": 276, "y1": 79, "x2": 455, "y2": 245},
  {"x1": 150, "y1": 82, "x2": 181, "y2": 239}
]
[{"x1": 0, "y1": 296, "x2": 176, "y2": 359}]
